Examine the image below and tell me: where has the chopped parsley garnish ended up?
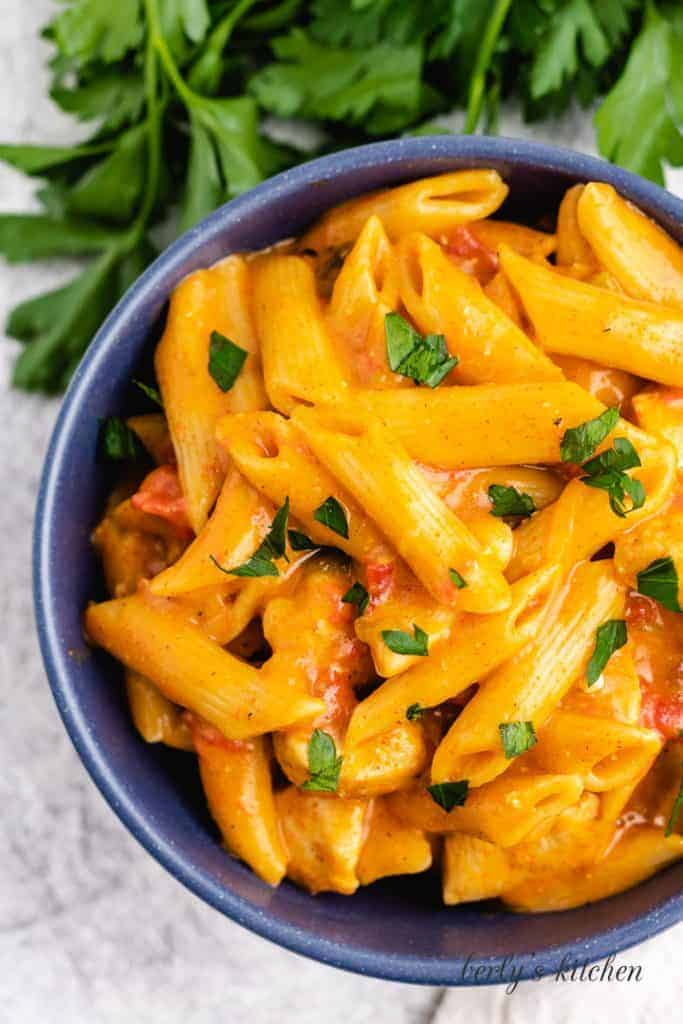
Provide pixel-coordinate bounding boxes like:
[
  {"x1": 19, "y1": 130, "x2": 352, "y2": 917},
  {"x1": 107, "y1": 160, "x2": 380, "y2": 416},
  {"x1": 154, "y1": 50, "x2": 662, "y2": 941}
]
[
  {"x1": 211, "y1": 497, "x2": 289, "y2": 577},
  {"x1": 665, "y1": 774, "x2": 683, "y2": 837},
  {"x1": 301, "y1": 729, "x2": 342, "y2": 793},
  {"x1": 488, "y1": 483, "x2": 536, "y2": 519},
  {"x1": 384, "y1": 312, "x2": 458, "y2": 388},
  {"x1": 342, "y1": 581, "x2": 369, "y2": 614},
  {"x1": 579, "y1": 436, "x2": 645, "y2": 517},
  {"x1": 406, "y1": 703, "x2": 424, "y2": 721},
  {"x1": 313, "y1": 496, "x2": 349, "y2": 538},
  {"x1": 427, "y1": 780, "x2": 469, "y2": 811},
  {"x1": 381, "y1": 623, "x2": 429, "y2": 657},
  {"x1": 208, "y1": 331, "x2": 248, "y2": 392},
  {"x1": 637, "y1": 556, "x2": 682, "y2": 613},
  {"x1": 586, "y1": 619, "x2": 628, "y2": 686},
  {"x1": 98, "y1": 416, "x2": 142, "y2": 461},
  {"x1": 288, "y1": 529, "x2": 318, "y2": 551},
  {"x1": 449, "y1": 568, "x2": 467, "y2": 589},
  {"x1": 133, "y1": 379, "x2": 163, "y2": 408},
  {"x1": 499, "y1": 721, "x2": 537, "y2": 759},
  {"x1": 560, "y1": 408, "x2": 619, "y2": 464}
]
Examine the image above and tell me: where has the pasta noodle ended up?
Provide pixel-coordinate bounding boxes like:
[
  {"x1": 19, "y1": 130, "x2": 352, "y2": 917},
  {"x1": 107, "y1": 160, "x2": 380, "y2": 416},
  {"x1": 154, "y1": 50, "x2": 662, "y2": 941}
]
[{"x1": 86, "y1": 170, "x2": 683, "y2": 906}]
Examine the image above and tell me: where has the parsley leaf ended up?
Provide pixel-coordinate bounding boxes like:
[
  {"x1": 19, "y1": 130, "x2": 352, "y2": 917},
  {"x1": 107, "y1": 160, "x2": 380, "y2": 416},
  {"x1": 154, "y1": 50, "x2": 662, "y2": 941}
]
[
  {"x1": 637, "y1": 556, "x2": 682, "y2": 613},
  {"x1": 98, "y1": 416, "x2": 142, "y2": 461},
  {"x1": 449, "y1": 567, "x2": 467, "y2": 589},
  {"x1": 208, "y1": 331, "x2": 248, "y2": 392},
  {"x1": 385, "y1": 312, "x2": 458, "y2": 387},
  {"x1": 499, "y1": 721, "x2": 537, "y2": 759},
  {"x1": 313, "y1": 496, "x2": 349, "y2": 539},
  {"x1": 211, "y1": 497, "x2": 289, "y2": 577},
  {"x1": 530, "y1": 0, "x2": 610, "y2": 100},
  {"x1": 406, "y1": 703, "x2": 424, "y2": 721},
  {"x1": 302, "y1": 729, "x2": 343, "y2": 792},
  {"x1": 250, "y1": 30, "x2": 425, "y2": 135},
  {"x1": 488, "y1": 483, "x2": 536, "y2": 519},
  {"x1": 586, "y1": 619, "x2": 628, "y2": 686},
  {"x1": 288, "y1": 529, "x2": 318, "y2": 551},
  {"x1": 52, "y1": 0, "x2": 144, "y2": 66},
  {"x1": 596, "y1": 2, "x2": 683, "y2": 186},
  {"x1": 381, "y1": 623, "x2": 429, "y2": 657},
  {"x1": 580, "y1": 437, "x2": 645, "y2": 517},
  {"x1": 133, "y1": 379, "x2": 163, "y2": 408},
  {"x1": 666, "y1": 773, "x2": 683, "y2": 837},
  {"x1": 560, "y1": 407, "x2": 619, "y2": 464},
  {"x1": 427, "y1": 779, "x2": 469, "y2": 811},
  {"x1": 342, "y1": 582, "x2": 369, "y2": 614}
]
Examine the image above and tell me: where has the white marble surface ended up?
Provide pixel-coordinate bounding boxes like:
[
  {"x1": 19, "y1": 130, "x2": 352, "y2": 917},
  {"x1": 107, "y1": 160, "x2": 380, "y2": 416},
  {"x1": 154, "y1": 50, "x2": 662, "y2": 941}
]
[{"x1": 1, "y1": 4, "x2": 681, "y2": 1021}]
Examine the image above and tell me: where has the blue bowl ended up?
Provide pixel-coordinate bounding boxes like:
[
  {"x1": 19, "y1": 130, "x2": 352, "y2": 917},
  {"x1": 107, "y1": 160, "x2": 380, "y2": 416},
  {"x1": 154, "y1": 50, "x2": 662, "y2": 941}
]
[{"x1": 34, "y1": 136, "x2": 683, "y2": 985}]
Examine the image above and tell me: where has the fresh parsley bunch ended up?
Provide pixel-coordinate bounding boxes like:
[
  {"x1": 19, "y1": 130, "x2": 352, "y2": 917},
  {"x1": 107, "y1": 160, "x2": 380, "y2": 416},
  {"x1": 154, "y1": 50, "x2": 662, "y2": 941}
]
[{"x1": 2, "y1": 0, "x2": 682, "y2": 393}]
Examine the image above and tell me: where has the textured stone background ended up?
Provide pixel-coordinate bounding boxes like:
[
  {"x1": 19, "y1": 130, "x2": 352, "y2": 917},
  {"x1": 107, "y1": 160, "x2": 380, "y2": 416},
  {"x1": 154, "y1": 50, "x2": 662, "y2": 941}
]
[{"x1": 1, "y1": 4, "x2": 681, "y2": 1021}]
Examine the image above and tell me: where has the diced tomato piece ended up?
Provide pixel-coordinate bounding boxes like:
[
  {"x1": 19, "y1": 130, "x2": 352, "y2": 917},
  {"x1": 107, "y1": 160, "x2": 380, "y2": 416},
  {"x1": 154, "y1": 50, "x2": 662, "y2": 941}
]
[
  {"x1": 184, "y1": 712, "x2": 250, "y2": 753},
  {"x1": 640, "y1": 689, "x2": 683, "y2": 740},
  {"x1": 626, "y1": 592, "x2": 663, "y2": 631},
  {"x1": 131, "y1": 464, "x2": 193, "y2": 538},
  {"x1": 445, "y1": 226, "x2": 499, "y2": 279},
  {"x1": 365, "y1": 560, "x2": 396, "y2": 607}
]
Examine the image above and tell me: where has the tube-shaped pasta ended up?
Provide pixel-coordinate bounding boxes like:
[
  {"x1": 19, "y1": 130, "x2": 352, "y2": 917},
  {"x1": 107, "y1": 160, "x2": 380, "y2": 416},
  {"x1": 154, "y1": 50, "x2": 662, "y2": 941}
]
[
  {"x1": 216, "y1": 411, "x2": 391, "y2": 563},
  {"x1": 577, "y1": 182, "x2": 683, "y2": 307},
  {"x1": 339, "y1": 722, "x2": 427, "y2": 798},
  {"x1": 346, "y1": 566, "x2": 557, "y2": 748},
  {"x1": 432, "y1": 561, "x2": 625, "y2": 788},
  {"x1": 357, "y1": 798, "x2": 432, "y2": 886},
  {"x1": 295, "y1": 406, "x2": 511, "y2": 611},
  {"x1": 250, "y1": 253, "x2": 350, "y2": 413},
  {"x1": 562, "y1": 646, "x2": 642, "y2": 726},
  {"x1": 396, "y1": 233, "x2": 562, "y2": 384},
  {"x1": 469, "y1": 220, "x2": 556, "y2": 261},
  {"x1": 502, "y1": 827, "x2": 683, "y2": 912},
  {"x1": 85, "y1": 592, "x2": 324, "y2": 739},
  {"x1": 529, "y1": 711, "x2": 661, "y2": 792},
  {"x1": 155, "y1": 256, "x2": 266, "y2": 533},
  {"x1": 326, "y1": 215, "x2": 401, "y2": 388},
  {"x1": 125, "y1": 670, "x2": 194, "y2": 750},
  {"x1": 633, "y1": 385, "x2": 683, "y2": 467},
  {"x1": 149, "y1": 468, "x2": 273, "y2": 596},
  {"x1": 193, "y1": 725, "x2": 287, "y2": 886},
  {"x1": 320, "y1": 382, "x2": 604, "y2": 468},
  {"x1": 301, "y1": 170, "x2": 509, "y2": 250},
  {"x1": 386, "y1": 770, "x2": 584, "y2": 847},
  {"x1": 276, "y1": 786, "x2": 368, "y2": 895},
  {"x1": 556, "y1": 184, "x2": 597, "y2": 268},
  {"x1": 500, "y1": 244, "x2": 683, "y2": 386},
  {"x1": 126, "y1": 414, "x2": 173, "y2": 465}
]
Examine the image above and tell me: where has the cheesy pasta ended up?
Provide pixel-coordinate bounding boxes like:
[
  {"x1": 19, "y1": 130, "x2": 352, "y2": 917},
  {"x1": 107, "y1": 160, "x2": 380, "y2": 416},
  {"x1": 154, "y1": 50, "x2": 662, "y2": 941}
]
[{"x1": 86, "y1": 171, "x2": 683, "y2": 911}]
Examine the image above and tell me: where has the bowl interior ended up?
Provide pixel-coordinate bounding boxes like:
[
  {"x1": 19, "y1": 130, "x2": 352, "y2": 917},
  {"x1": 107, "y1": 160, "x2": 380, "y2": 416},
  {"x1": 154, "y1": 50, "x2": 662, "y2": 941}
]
[{"x1": 35, "y1": 138, "x2": 683, "y2": 984}]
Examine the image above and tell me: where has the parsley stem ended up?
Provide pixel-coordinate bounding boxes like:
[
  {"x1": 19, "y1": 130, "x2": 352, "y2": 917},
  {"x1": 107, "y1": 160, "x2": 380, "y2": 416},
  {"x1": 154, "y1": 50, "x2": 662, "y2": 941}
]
[
  {"x1": 464, "y1": 0, "x2": 513, "y2": 134},
  {"x1": 193, "y1": 0, "x2": 262, "y2": 81},
  {"x1": 144, "y1": 0, "x2": 198, "y2": 108}
]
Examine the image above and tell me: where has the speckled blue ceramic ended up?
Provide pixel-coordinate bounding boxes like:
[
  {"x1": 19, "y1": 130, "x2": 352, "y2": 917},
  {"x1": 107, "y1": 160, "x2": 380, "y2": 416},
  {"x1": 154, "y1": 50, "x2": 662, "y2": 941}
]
[{"x1": 34, "y1": 137, "x2": 683, "y2": 985}]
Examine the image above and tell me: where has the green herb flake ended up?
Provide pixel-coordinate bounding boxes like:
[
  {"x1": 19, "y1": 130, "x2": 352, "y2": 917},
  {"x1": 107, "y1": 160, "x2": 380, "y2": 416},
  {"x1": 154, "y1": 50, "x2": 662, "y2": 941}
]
[
  {"x1": 211, "y1": 497, "x2": 289, "y2": 577},
  {"x1": 560, "y1": 408, "x2": 619, "y2": 464},
  {"x1": 381, "y1": 623, "x2": 429, "y2": 657},
  {"x1": 449, "y1": 568, "x2": 467, "y2": 589},
  {"x1": 406, "y1": 703, "x2": 424, "y2": 721},
  {"x1": 499, "y1": 720, "x2": 537, "y2": 759},
  {"x1": 427, "y1": 779, "x2": 469, "y2": 812},
  {"x1": 579, "y1": 436, "x2": 645, "y2": 517},
  {"x1": 301, "y1": 728, "x2": 343, "y2": 793},
  {"x1": 98, "y1": 416, "x2": 141, "y2": 461},
  {"x1": 342, "y1": 581, "x2": 369, "y2": 614},
  {"x1": 384, "y1": 312, "x2": 458, "y2": 388},
  {"x1": 586, "y1": 619, "x2": 628, "y2": 686},
  {"x1": 208, "y1": 331, "x2": 248, "y2": 392},
  {"x1": 665, "y1": 774, "x2": 683, "y2": 837},
  {"x1": 288, "y1": 529, "x2": 318, "y2": 551},
  {"x1": 488, "y1": 484, "x2": 536, "y2": 519},
  {"x1": 133, "y1": 378, "x2": 163, "y2": 408},
  {"x1": 313, "y1": 496, "x2": 349, "y2": 539},
  {"x1": 637, "y1": 556, "x2": 682, "y2": 613}
]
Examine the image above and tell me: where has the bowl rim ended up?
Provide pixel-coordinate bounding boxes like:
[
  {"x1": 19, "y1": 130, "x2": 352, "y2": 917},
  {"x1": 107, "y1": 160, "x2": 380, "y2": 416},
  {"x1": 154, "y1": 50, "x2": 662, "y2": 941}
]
[{"x1": 34, "y1": 135, "x2": 683, "y2": 985}]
